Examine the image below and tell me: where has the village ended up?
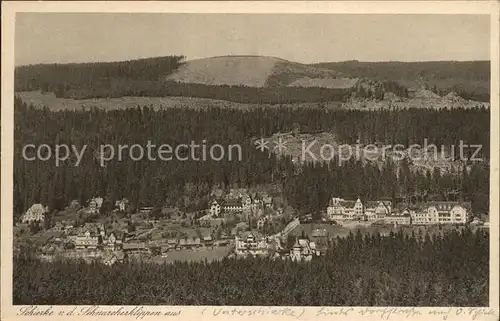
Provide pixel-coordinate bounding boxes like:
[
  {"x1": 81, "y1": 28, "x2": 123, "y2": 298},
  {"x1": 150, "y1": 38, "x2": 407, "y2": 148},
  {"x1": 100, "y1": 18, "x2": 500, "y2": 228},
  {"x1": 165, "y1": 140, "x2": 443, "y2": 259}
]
[{"x1": 14, "y1": 187, "x2": 488, "y2": 267}]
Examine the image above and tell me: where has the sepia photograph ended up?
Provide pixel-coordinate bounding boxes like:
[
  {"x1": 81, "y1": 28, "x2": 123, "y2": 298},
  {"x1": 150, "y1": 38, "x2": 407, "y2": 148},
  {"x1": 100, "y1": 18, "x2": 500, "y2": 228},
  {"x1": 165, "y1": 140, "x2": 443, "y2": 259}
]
[{"x1": 1, "y1": 1, "x2": 499, "y2": 317}]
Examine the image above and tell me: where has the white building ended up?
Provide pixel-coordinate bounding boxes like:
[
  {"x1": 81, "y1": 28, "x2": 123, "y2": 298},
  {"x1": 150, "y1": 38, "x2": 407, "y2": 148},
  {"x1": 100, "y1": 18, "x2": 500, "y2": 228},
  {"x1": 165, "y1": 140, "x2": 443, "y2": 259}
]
[
  {"x1": 88, "y1": 197, "x2": 104, "y2": 214},
  {"x1": 242, "y1": 195, "x2": 254, "y2": 210},
  {"x1": 222, "y1": 198, "x2": 244, "y2": 213},
  {"x1": 290, "y1": 239, "x2": 319, "y2": 262},
  {"x1": 115, "y1": 198, "x2": 129, "y2": 212},
  {"x1": 410, "y1": 202, "x2": 470, "y2": 225},
  {"x1": 326, "y1": 197, "x2": 379, "y2": 221},
  {"x1": 21, "y1": 203, "x2": 48, "y2": 223},
  {"x1": 384, "y1": 214, "x2": 411, "y2": 225},
  {"x1": 235, "y1": 232, "x2": 268, "y2": 257},
  {"x1": 364, "y1": 201, "x2": 392, "y2": 221},
  {"x1": 73, "y1": 223, "x2": 105, "y2": 251},
  {"x1": 209, "y1": 200, "x2": 222, "y2": 217}
]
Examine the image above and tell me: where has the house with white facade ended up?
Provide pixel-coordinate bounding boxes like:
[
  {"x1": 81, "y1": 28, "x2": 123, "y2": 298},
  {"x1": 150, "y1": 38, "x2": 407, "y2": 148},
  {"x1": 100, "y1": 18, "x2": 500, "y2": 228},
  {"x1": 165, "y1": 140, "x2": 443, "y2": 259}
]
[
  {"x1": 242, "y1": 195, "x2": 253, "y2": 210},
  {"x1": 364, "y1": 200, "x2": 392, "y2": 221},
  {"x1": 209, "y1": 199, "x2": 222, "y2": 217},
  {"x1": 410, "y1": 202, "x2": 470, "y2": 225},
  {"x1": 115, "y1": 198, "x2": 129, "y2": 212},
  {"x1": 384, "y1": 214, "x2": 411, "y2": 225},
  {"x1": 235, "y1": 232, "x2": 268, "y2": 257},
  {"x1": 327, "y1": 196, "x2": 393, "y2": 222},
  {"x1": 21, "y1": 203, "x2": 48, "y2": 223},
  {"x1": 290, "y1": 239, "x2": 319, "y2": 262},
  {"x1": 326, "y1": 197, "x2": 365, "y2": 221},
  {"x1": 88, "y1": 197, "x2": 104, "y2": 214},
  {"x1": 71, "y1": 223, "x2": 106, "y2": 249},
  {"x1": 257, "y1": 216, "x2": 268, "y2": 230},
  {"x1": 103, "y1": 231, "x2": 124, "y2": 251}
]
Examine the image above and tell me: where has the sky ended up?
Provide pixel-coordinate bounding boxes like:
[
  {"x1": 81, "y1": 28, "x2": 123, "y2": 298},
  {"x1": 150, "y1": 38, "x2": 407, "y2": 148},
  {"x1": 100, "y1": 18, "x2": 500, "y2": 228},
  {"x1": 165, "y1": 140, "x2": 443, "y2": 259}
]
[{"x1": 15, "y1": 13, "x2": 490, "y2": 66}]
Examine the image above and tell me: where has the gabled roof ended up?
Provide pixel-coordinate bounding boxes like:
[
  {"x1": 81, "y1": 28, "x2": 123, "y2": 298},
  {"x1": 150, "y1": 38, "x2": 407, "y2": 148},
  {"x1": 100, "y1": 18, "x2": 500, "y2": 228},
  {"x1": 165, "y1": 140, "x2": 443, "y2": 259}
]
[
  {"x1": 426, "y1": 201, "x2": 471, "y2": 212},
  {"x1": 298, "y1": 239, "x2": 309, "y2": 247},
  {"x1": 239, "y1": 230, "x2": 263, "y2": 240},
  {"x1": 211, "y1": 199, "x2": 223, "y2": 206},
  {"x1": 89, "y1": 197, "x2": 104, "y2": 207},
  {"x1": 27, "y1": 203, "x2": 48, "y2": 213},
  {"x1": 115, "y1": 198, "x2": 129, "y2": 205}
]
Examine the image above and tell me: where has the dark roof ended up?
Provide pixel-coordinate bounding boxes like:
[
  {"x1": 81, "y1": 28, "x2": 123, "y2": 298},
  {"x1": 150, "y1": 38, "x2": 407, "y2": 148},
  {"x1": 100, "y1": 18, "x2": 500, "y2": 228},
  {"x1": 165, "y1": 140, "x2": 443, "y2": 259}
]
[
  {"x1": 426, "y1": 202, "x2": 471, "y2": 211},
  {"x1": 222, "y1": 199, "x2": 243, "y2": 207},
  {"x1": 239, "y1": 231, "x2": 264, "y2": 240},
  {"x1": 339, "y1": 200, "x2": 356, "y2": 208}
]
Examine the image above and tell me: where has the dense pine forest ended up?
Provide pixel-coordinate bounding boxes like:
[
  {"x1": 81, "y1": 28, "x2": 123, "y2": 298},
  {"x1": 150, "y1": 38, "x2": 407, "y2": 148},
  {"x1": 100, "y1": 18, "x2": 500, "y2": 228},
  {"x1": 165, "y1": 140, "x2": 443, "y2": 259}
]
[
  {"x1": 13, "y1": 228, "x2": 489, "y2": 306},
  {"x1": 59, "y1": 81, "x2": 351, "y2": 104},
  {"x1": 15, "y1": 56, "x2": 185, "y2": 92},
  {"x1": 14, "y1": 98, "x2": 490, "y2": 219}
]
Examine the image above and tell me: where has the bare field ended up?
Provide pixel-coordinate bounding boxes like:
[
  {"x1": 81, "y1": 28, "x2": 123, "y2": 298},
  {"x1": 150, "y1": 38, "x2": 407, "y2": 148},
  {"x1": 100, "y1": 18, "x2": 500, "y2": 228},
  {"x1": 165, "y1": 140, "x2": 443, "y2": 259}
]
[
  {"x1": 166, "y1": 56, "x2": 282, "y2": 87},
  {"x1": 166, "y1": 55, "x2": 351, "y2": 88}
]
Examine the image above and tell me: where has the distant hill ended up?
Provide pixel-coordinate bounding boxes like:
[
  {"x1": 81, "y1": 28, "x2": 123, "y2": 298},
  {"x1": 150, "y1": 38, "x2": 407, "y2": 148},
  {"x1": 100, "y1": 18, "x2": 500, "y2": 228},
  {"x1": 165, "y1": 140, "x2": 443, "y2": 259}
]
[
  {"x1": 312, "y1": 60, "x2": 490, "y2": 101},
  {"x1": 166, "y1": 56, "x2": 283, "y2": 87},
  {"x1": 166, "y1": 55, "x2": 352, "y2": 88},
  {"x1": 15, "y1": 55, "x2": 186, "y2": 94},
  {"x1": 15, "y1": 55, "x2": 353, "y2": 104},
  {"x1": 14, "y1": 55, "x2": 490, "y2": 104}
]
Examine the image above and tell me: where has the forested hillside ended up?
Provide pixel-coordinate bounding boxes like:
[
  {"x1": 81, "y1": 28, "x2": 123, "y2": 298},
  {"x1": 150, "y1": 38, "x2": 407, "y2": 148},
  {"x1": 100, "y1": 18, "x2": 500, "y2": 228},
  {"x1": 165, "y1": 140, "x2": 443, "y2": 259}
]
[
  {"x1": 15, "y1": 57, "x2": 490, "y2": 103},
  {"x1": 14, "y1": 98, "x2": 490, "y2": 219},
  {"x1": 15, "y1": 56, "x2": 351, "y2": 104},
  {"x1": 313, "y1": 60, "x2": 490, "y2": 102},
  {"x1": 14, "y1": 228, "x2": 489, "y2": 306},
  {"x1": 15, "y1": 56, "x2": 186, "y2": 93}
]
